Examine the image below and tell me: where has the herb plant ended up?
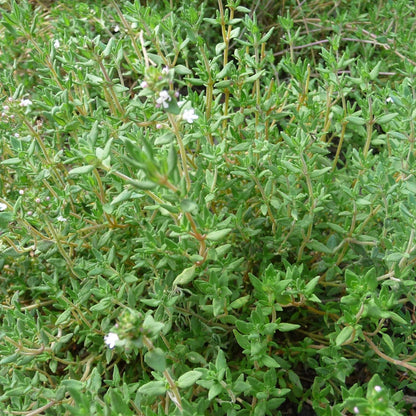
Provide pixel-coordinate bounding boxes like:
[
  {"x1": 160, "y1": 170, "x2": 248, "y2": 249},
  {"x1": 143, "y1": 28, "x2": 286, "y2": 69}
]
[{"x1": 1, "y1": 0, "x2": 416, "y2": 415}]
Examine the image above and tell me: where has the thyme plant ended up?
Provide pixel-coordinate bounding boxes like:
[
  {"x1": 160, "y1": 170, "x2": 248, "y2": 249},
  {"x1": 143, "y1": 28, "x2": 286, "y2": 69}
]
[{"x1": 0, "y1": 0, "x2": 416, "y2": 415}]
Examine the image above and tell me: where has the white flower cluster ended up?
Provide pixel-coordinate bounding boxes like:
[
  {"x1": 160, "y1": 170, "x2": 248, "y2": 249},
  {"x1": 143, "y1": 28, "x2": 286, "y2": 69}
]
[
  {"x1": 139, "y1": 69, "x2": 199, "y2": 125},
  {"x1": 104, "y1": 332, "x2": 119, "y2": 349},
  {"x1": 156, "y1": 90, "x2": 171, "y2": 109},
  {"x1": 20, "y1": 98, "x2": 32, "y2": 107},
  {"x1": 182, "y1": 108, "x2": 198, "y2": 124}
]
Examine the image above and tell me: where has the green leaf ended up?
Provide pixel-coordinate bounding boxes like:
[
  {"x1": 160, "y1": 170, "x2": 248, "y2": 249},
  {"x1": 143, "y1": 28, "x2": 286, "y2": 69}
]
[
  {"x1": 110, "y1": 189, "x2": 132, "y2": 205},
  {"x1": 155, "y1": 132, "x2": 175, "y2": 145},
  {"x1": 173, "y1": 265, "x2": 196, "y2": 286},
  {"x1": 229, "y1": 295, "x2": 250, "y2": 309},
  {"x1": 369, "y1": 61, "x2": 381, "y2": 80},
  {"x1": 102, "y1": 37, "x2": 115, "y2": 57},
  {"x1": 86, "y1": 74, "x2": 104, "y2": 85},
  {"x1": 138, "y1": 381, "x2": 166, "y2": 396},
  {"x1": 309, "y1": 167, "x2": 331, "y2": 178},
  {"x1": 335, "y1": 326, "x2": 354, "y2": 346},
  {"x1": 177, "y1": 371, "x2": 202, "y2": 388},
  {"x1": 174, "y1": 64, "x2": 192, "y2": 75},
  {"x1": 142, "y1": 314, "x2": 165, "y2": 337},
  {"x1": 208, "y1": 382, "x2": 223, "y2": 400},
  {"x1": 144, "y1": 348, "x2": 166, "y2": 372},
  {"x1": 233, "y1": 330, "x2": 250, "y2": 349},
  {"x1": 68, "y1": 165, "x2": 95, "y2": 176},
  {"x1": 261, "y1": 355, "x2": 280, "y2": 368},
  {"x1": 306, "y1": 240, "x2": 333, "y2": 254},
  {"x1": 0, "y1": 212, "x2": 13, "y2": 230},
  {"x1": 61, "y1": 379, "x2": 84, "y2": 390},
  {"x1": 346, "y1": 116, "x2": 366, "y2": 125},
  {"x1": 259, "y1": 27, "x2": 274, "y2": 43},
  {"x1": 180, "y1": 199, "x2": 198, "y2": 213},
  {"x1": 206, "y1": 228, "x2": 232, "y2": 241},
  {"x1": 216, "y1": 244, "x2": 231, "y2": 257},
  {"x1": 384, "y1": 311, "x2": 407, "y2": 325},
  {"x1": 1, "y1": 158, "x2": 21, "y2": 165},
  {"x1": 277, "y1": 323, "x2": 300, "y2": 332},
  {"x1": 96, "y1": 138, "x2": 113, "y2": 161},
  {"x1": 55, "y1": 309, "x2": 72, "y2": 325},
  {"x1": 215, "y1": 349, "x2": 227, "y2": 372},
  {"x1": 166, "y1": 98, "x2": 181, "y2": 115},
  {"x1": 90, "y1": 298, "x2": 112, "y2": 312},
  {"x1": 0, "y1": 354, "x2": 19, "y2": 365},
  {"x1": 127, "y1": 179, "x2": 157, "y2": 190},
  {"x1": 167, "y1": 143, "x2": 177, "y2": 175},
  {"x1": 109, "y1": 389, "x2": 132, "y2": 414},
  {"x1": 376, "y1": 113, "x2": 398, "y2": 124},
  {"x1": 246, "y1": 70, "x2": 265, "y2": 83},
  {"x1": 305, "y1": 276, "x2": 321, "y2": 293},
  {"x1": 381, "y1": 333, "x2": 395, "y2": 353},
  {"x1": 217, "y1": 61, "x2": 234, "y2": 80}
]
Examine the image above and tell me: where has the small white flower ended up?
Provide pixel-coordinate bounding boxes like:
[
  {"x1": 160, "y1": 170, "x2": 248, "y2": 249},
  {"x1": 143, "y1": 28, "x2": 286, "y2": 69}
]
[
  {"x1": 104, "y1": 332, "x2": 119, "y2": 349},
  {"x1": 156, "y1": 90, "x2": 171, "y2": 109},
  {"x1": 182, "y1": 108, "x2": 198, "y2": 124},
  {"x1": 386, "y1": 97, "x2": 394, "y2": 103},
  {"x1": 57, "y1": 215, "x2": 67, "y2": 222},
  {"x1": 162, "y1": 66, "x2": 169, "y2": 75},
  {"x1": 131, "y1": 22, "x2": 137, "y2": 29},
  {"x1": 20, "y1": 98, "x2": 32, "y2": 107},
  {"x1": 19, "y1": 189, "x2": 24, "y2": 195},
  {"x1": 114, "y1": 25, "x2": 120, "y2": 33},
  {"x1": 374, "y1": 385, "x2": 382, "y2": 392},
  {"x1": 353, "y1": 406, "x2": 359, "y2": 414},
  {"x1": 140, "y1": 81, "x2": 148, "y2": 89},
  {"x1": 14, "y1": 133, "x2": 20, "y2": 138},
  {"x1": 0, "y1": 202, "x2": 7, "y2": 211},
  {"x1": 53, "y1": 39, "x2": 60, "y2": 49}
]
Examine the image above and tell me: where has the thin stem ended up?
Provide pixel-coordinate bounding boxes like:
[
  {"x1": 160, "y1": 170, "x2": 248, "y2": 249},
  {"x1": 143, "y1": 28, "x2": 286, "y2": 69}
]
[
  {"x1": 44, "y1": 219, "x2": 78, "y2": 278},
  {"x1": 199, "y1": 47, "x2": 214, "y2": 145},
  {"x1": 110, "y1": 0, "x2": 143, "y2": 61},
  {"x1": 218, "y1": 0, "x2": 235, "y2": 131},
  {"x1": 364, "y1": 333, "x2": 416, "y2": 373},
  {"x1": 363, "y1": 96, "x2": 373, "y2": 158},
  {"x1": 167, "y1": 112, "x2": 191, "y2": 192},
  {"x1": 97, "y1": 57, "x2": 126, "y2": 118},
  {"x1": 142, "y1": 335, "x2": 182, "y2": 412},
  {"x1": 331, "y1": 121, "x2": 347, "y2": 171}
]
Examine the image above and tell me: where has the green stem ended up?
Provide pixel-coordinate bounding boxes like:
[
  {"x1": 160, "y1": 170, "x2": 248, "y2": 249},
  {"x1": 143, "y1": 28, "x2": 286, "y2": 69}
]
[
  {"x1": 363, "y1": 95, "x2": 373, "y2": 158},
  {"x1": 167, "y1": 113, "x2": 191, "y2": 192}
]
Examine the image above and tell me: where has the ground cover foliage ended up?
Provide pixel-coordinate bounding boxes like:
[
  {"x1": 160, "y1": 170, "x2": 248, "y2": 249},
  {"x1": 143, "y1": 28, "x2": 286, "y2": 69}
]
[{"x1": 0, "y1": 0, "x2": 416, "y2": 414}]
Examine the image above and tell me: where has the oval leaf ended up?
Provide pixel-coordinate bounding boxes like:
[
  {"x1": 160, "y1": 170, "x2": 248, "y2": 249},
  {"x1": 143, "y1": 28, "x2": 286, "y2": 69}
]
[
  {"x1": 177, "y1": 371, "x2": 202, "y2": 388},
  {"x1": 206, "y1": 228, "x2": 232, "y2": 241},
  {"x1": 173, "y1": 265, "x2": 196, "y2": 286},
  {"x1": 335, "y1": 326, "x2": 354, "y2": 346},
  {"x1": 138, "y1": 381, "x2": 166, "y2": 396},
  {"x1": 144, "y1": 348, "x2": 166, "y2": 372},
  {"x1": 68, "y1": 165, "x2": 94, "y2": 176}
]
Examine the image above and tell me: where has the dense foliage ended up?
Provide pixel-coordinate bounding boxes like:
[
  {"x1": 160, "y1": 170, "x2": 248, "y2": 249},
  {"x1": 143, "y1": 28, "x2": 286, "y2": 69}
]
[{"x1": 1, "y1": 0, "x2": 416, "y2": 415}]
